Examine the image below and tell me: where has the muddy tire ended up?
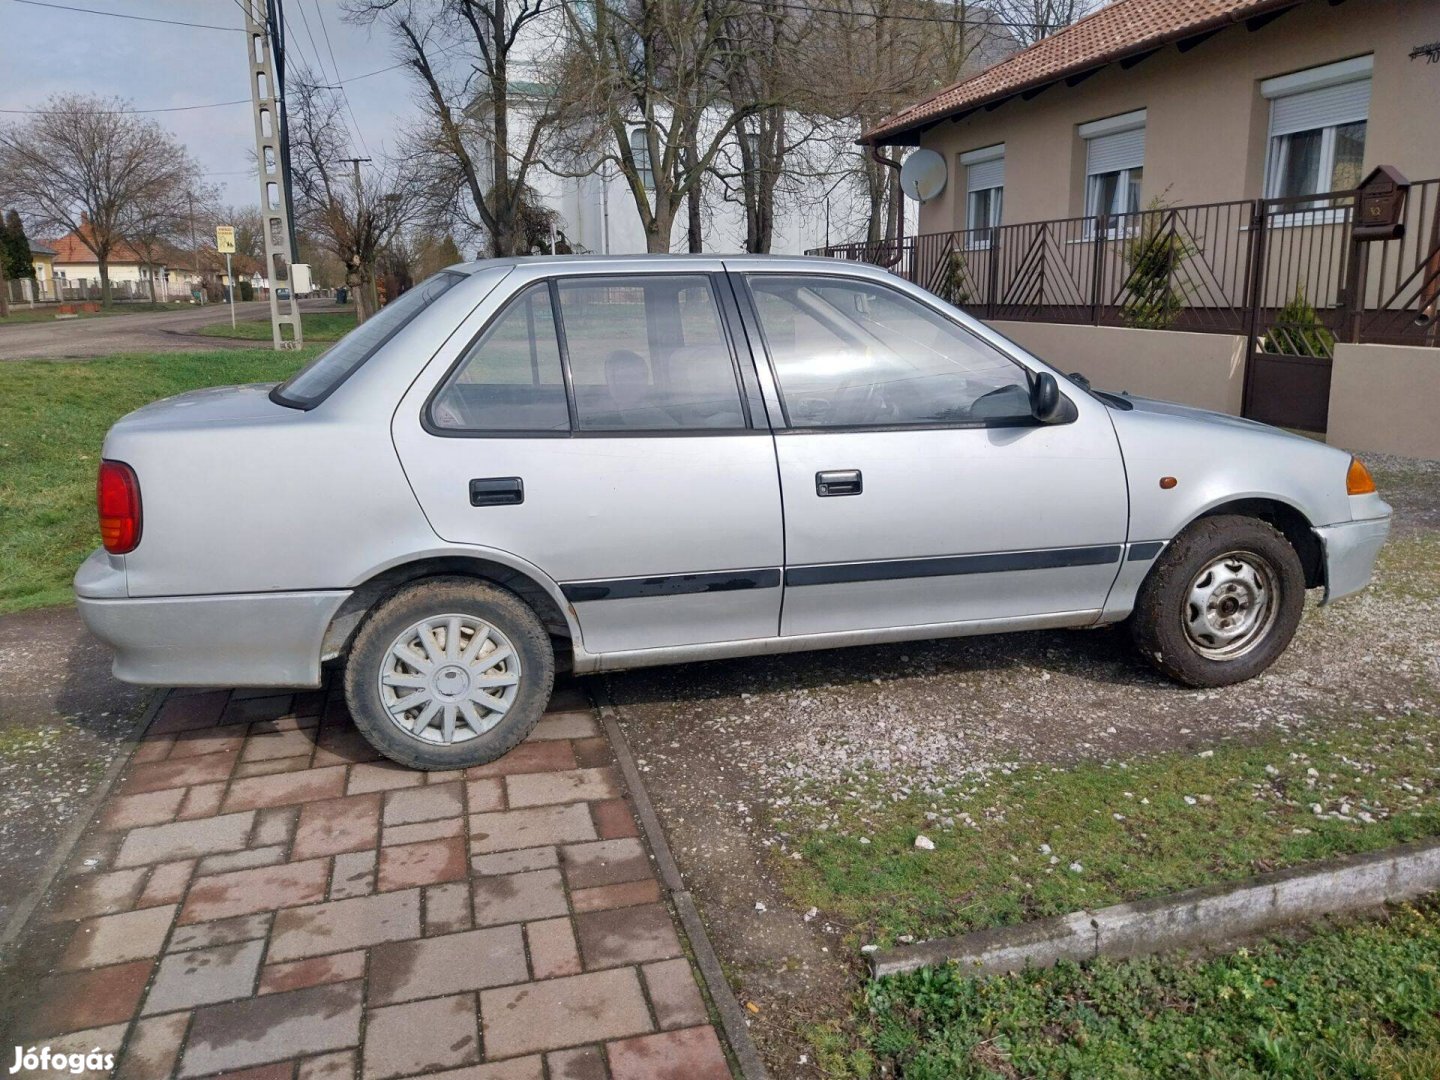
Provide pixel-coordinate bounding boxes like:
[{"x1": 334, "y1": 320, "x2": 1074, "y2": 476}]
[
  {"x1": 344, "y1": 577, "x2": 555, "y2": 770},
  {"x1": 1131, "y1": 515, "x2": 1306, "y2": 688}
]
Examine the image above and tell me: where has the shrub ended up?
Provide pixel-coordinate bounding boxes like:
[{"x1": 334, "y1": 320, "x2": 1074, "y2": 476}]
[
  {"x1": 937, "y1": 249, "x2": 971, "y2": 306},
  {"x1": 1119, "y1": 200, "x2": 1194, "y2": 330},
  {"x1": 238, "y1": 280, "x2": 254, "y2": 302},
  {"x1": 1262, "y1": 287, "x2": 1335, "y2": 357}
]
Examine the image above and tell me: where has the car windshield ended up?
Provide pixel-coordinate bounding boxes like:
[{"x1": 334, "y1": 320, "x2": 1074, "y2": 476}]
[{"x1": 271, "y1": 271, "x2": 465, "y2": 409}]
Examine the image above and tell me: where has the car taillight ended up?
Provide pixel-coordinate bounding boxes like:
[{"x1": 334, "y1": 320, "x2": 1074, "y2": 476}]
[{"x1": 97, "y1": 460, "x2": 142, "y2": 554}]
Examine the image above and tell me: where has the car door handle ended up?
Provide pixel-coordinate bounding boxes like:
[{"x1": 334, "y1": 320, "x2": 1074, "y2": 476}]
[
  {"x1": 816, "y1": 469, "x2": 863, "y2": 497},
  {"x1": 469, "y1": 477, "x2": 524, "y2": 507}
]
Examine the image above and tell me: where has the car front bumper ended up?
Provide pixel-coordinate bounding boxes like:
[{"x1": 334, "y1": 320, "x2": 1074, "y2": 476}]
[
  {"x1": 1315, "y1": 514, "x2": 1392, "y2": 604},
  {"x1": 74, "y1": 549, "x2": 349, "y2": 687}
]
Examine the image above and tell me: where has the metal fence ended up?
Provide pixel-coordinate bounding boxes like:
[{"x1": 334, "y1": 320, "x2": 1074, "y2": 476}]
[{"x1": 809, "y1": 177, "x2": 1440, "y2": 350}]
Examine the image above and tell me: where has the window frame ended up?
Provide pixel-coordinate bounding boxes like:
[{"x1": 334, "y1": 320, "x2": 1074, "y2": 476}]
[
  {"x1": 422, "y1": 271, "x2": 761, "y2": 440},
  {"x1": 961, "y1": 143, "x2": 1005, "y2": 247},
  {"x1": 1080, "y1": 110, "x2": 1146, "y2": 238},
  {"x1": 629, "y1": 128, "x2": 655, "y2": 191},
  {"x1": 1260, "y1": 55, "x2": 1371, "y2": 213},
  {"x1": 736, "y1": 271, "x2": 1067, "y2": 435}
]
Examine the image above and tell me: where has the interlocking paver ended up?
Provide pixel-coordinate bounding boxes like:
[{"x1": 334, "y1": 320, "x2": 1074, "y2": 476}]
[
  {"x1": 383, "y1": 781, "x2": 464, "y2": 825},
  {"x1": 114, "y1": 810, "x2": 255, "y2": 867},
  {"x1": 471, "y1": 868, "x2": 568, "y2": 926},
  {"x1": 469, "y1": 804, "x2": 597, "y2": 854},
  {"x1": 506, "y1": 767, "x2": 621, "y2": 808},
  {"x1": 575, "y1": 904, "x2": 682, "y2": 969},
  {"x1": 258, "y1": 950, "x2": 367, "y2": 995},
  {"x1": 29, "y1": 961, "x2": 153, "y2": 1036},
  {"x1": 117, "y1": 1012, "x2": 189, "y2": 1080},
  {"x1": 561, "y1": 838, "x2": 651, "y2": 889},
  {"x1": 642, "y1": 958, "x2": 710, "y2": 1030},
  {"x1": 179, "y1": 859, "x2": 331, "y2": 924},
  {"x1": 21, "y1": 684, "x2": 730, "y2": 1080},
  {"x1": 526, "y1": 917, "x2": 582, "y2": 979},
  {"x1": 292, "y1": 792, "x2": 382, "y2": 859},
  {"x1": 481, "y1": 968, "x2": 652, "y2": 1058},
  {"x1": 363, "y1": 994, "x2": 480, "y2": 1079},
  {"x1": 370, "y1": 926, "x2": 527, "y2": 1003},
  {"x1": 143, "y1": 938, "x2": 266, "y2": 1014},
  {"x1": 605, "y1": 1026, "x2": 730, "y2": 1080},
  {"x1": 180, "y1": 979, "x2": 363, "y2": 1077},
  {"x1": 59, "y1": 905, "x2": 176, "y2": 970},
  {"x1": 377, "y1": 836, "x2": 468, "y2": 890},
  {"x1": 268, "y1": 890, "x2": 421, "y2": 961},
  {"x1": 222, "y1": 766, "x2": 348, "y2": 813}
]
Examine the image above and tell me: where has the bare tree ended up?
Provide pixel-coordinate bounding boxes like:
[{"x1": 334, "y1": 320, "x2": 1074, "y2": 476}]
[
  {"x1": 122, "y1": 168, "x2": 211, "y2": 304},
  {"x1": 989, "y1": 0, "x2": 1102, "y2": 48},
  {"x1": 549, "y1": 0, "x2": 777, "y2": 253},
  {"x1": 347, "y1": 0, "x2": 558, "y2": 257},
  {"x1": 287, "y1": 78, "x2": 414, "y2": 322},
  {"x1": 0, "y1": 95, "x2": 201, "y2": 305}
]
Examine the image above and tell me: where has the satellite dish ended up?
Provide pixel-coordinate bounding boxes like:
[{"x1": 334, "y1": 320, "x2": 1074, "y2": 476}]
[{"x1": 901, "y1": 148, "x2": 947, "y2": 203}]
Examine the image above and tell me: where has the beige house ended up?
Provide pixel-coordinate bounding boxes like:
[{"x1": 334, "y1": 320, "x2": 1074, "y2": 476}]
[{"x1": 864, "y1": 0, "x2": 1440, "y2": 234}]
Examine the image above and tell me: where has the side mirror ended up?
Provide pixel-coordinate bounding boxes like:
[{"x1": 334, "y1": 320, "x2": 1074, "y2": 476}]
[{"x1": 1030, "y1": 371, "x2": 1065, "y2": 423}]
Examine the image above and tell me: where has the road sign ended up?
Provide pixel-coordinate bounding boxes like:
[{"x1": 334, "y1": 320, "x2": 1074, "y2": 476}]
[{"x1": 215, "y1": 226, "x2": 236, "y2": 254}]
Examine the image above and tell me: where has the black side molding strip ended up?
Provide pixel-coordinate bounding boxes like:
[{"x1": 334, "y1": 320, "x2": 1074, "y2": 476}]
[
  {"x1": 784, "y1": 545, "x2": 1123, "y2": 588},
  {"x1": 1127, "y1": 541, "x2": 1165, "y2": 561},
  {"x1": 562, "y1": 568, "x2": 783, "y2": 603}
]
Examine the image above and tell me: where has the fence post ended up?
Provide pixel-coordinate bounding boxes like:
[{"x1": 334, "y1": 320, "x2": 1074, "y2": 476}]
[
  {"x1": 1090, "y1": 213, "x2": 1108, "y2": 326},
  {"x1": 985, "y1": 226, "x2": 1000, "y2": 319},
  {"x1": 1240, "y1": 198, "x2": 1269, "y2": 418}
]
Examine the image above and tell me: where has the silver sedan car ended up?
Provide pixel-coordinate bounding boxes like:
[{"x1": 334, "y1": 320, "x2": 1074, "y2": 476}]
[{"x1": 76, "y1": 256, "x2": 1392, "y2": 769}]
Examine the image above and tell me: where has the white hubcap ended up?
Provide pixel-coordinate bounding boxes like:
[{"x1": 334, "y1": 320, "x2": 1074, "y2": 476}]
[
  {"x1": 378, "y1": 614, "x2": 521, "y2": 744},
  {"x1": 1183, "y1": 551, "x2": 1278, "y2": 660}
]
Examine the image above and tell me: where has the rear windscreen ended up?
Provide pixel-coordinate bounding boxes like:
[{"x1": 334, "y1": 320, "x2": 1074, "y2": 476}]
[{"x1": 271, "y1": 270, "x2": 464, "y2": 409}]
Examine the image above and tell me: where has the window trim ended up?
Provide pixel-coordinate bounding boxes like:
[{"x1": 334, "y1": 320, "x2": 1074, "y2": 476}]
[
  {"x1": 421, "y1": 271, "x2": 758, "y2": 440},
  {"x1": 629, "y1": 128, "x2": 655, "y2": 191},
  {"x1": 736, "y1": 272, "x2": 1070, "y2": 434}
]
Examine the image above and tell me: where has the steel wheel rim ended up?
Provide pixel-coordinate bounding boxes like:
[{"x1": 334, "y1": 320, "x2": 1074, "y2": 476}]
[
  {"x1": 378, "y1": 613, "x2": 521, "y2": 745},
  {"x1": 1182, "y1": 549, "x2": 1279, "y2": 661}
]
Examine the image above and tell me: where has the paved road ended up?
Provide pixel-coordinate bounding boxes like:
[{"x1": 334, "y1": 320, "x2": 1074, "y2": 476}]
[{"x1": 0, "y1": 300, "x2": 338, "y2": 360}]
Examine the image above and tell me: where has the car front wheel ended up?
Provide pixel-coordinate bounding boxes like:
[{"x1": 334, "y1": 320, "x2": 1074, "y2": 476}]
[
  {"x1": 1131, "y1": 514, "x2": 1306, "y2": 687},
  {"x1": 344, "y1": 577, "x2": 555, "y2": 770}
]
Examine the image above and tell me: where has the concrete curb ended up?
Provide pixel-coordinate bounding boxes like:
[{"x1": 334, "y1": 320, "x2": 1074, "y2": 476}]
[
  {"x1": 594, "y1": 685, "x2": 770, "y2": 1080},
  {"x1": 0, "y1": 686, "x2": 166, "y2": 957},
  {"x1": 871, "y1": 837, "x2": 1440, "y2": 979}
]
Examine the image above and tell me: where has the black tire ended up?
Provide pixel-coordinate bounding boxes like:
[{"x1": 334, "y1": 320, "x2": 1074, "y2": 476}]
[
  {"x1": 1131, "y1": 514, "x2": 1306, "y2": 688},
  {"x1": 344, "y1": 577, "x2": 555, "y2": 770}
]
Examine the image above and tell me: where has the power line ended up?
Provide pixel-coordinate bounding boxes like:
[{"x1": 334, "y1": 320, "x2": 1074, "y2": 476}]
[
  {"x1": 0, "y1": 99, "x2": 252, "y2": 115},
  {"x1": 4, "y1": 0, "x2": 243, "y2": 31},
  {"x1": 313, "y1": 0, "x2": 373, "y2": 158}
]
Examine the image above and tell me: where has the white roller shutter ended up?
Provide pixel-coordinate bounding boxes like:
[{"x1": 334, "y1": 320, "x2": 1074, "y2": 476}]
[
  {"x1": 1268, "y1": 78, "x2": 1370, "y2": 137},
  {"x1": 967, "y1": 156, "x2": 1004, "y2": 192},
  {"x1": 1086, "y1": 127, "x2": 1145, "y2": 175}
]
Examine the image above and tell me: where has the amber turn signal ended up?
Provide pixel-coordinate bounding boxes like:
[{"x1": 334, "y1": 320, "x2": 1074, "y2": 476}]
[
  {"x1": 1159, "y1": 476, "x2": 1178, "y2": 490},
  {"x1": 1346, "y1": 457, "x2": 1377, "y2": 496}
]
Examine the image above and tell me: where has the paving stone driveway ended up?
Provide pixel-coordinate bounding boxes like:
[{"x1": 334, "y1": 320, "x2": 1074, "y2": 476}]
[{"x1": 7, "y1": 681, "x2": 733, "y2": 1080}]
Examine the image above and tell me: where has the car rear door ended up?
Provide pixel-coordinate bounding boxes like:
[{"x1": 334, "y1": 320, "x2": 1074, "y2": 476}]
[
  {"x1": 393, "y1": 263, "x2": 783, "y2": 656},
  {"x1": 730, "y1": 267, "x2": 1129, "y2": 638}
]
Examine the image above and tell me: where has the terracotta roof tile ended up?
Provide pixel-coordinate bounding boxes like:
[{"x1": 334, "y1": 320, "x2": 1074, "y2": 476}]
[
  {"x1": 47, "y1": 225, "x2": 151, "y2": 266},
  {"x1": 864, "y1": 0, "x2": 1298, "y2": 143}
]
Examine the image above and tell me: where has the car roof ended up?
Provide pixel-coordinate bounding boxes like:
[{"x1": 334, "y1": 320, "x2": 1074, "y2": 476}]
[{"x1": 449, "y1": 253, "x2": 894, "y2": 278}]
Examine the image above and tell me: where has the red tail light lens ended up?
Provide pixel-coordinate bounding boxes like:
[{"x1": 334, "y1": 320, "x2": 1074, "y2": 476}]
[{"x1": 97, "y1": 460, "x2": 142, "y2": 554}]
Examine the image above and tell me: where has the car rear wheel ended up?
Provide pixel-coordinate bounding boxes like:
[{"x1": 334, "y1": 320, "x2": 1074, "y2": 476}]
[
  {"x1": 1131, "y1": 515, "x2": 1306, "y2": 687},
  {"x1": 344, "y1": 577, "x2": 555, "y2": 770}
]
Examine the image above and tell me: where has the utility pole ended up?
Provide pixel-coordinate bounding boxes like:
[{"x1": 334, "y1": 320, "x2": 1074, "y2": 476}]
[
  {"x1": 338, "y1": 156, "x2": 371, "y2": 317},
  {"x1": 241, "y1": 0, "x2": 303, "y2": 349},
  {"x1": 187, "y1": 191, "x2": 204, "y2": 305}
]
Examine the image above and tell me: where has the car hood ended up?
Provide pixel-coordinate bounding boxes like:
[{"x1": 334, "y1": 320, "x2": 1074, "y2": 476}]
[
  {"x1": 113, "y1": 383, "x2": 294, "y2": 432},
  {"x1": 1114, "y1": 394, "x2": 1309, "y2": 440}
]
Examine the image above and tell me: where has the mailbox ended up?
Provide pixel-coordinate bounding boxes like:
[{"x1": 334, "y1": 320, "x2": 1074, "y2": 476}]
[{"x1": 1352, "y1": 165, "x2": 1409, "y2": 241}]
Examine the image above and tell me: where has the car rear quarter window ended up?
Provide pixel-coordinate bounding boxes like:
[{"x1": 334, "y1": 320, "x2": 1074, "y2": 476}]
[
  {"x1": 272, "y1": 270, "x2": 464, "y2": 409},
  {"x1": 430, "y1": 283, "x2": 570, "y2": 432}
]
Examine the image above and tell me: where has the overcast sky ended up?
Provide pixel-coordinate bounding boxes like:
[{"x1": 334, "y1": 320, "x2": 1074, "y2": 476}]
[{"x1": 0, "y1": 0, "x2": 421, "y2": 213}]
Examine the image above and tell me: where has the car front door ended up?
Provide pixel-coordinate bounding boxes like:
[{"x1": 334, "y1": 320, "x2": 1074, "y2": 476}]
[
  {"x1": 394, "y1": 265, "x2": 782, "y2": 656},
  {"x1": 733, "y1": 269, "x2": 1129, "y2": 638}
]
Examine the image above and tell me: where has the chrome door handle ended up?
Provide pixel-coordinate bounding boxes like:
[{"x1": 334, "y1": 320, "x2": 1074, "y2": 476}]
[{"x1": 815, "y1": 469, "x2": 862, "y2": 497}]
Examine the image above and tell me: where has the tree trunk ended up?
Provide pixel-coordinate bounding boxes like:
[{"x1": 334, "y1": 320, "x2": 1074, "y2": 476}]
[
  {"x1": 98, "y1": 257, "x2": 113, "y2": 307},
  {"x1": 0, "y1": 264, "x2": 9, "y2": 319},
  {"x1": 685, "y1": 136, "x2": 703, "y2": 253},
  {"x1": 348, "y1": 263, "x2": 376, "y2": 324},
  {"x1": 147, "y1": 267, "x2": 158, "y2": 305}
]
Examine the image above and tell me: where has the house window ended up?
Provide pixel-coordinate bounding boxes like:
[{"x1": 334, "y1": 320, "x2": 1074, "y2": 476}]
[
  {"x1": 1080, "y1": 109, "x2": 1146, "y2": 222},
  {"x1": 629, "y1": 129, "x2": 654, "y2": 190},
  {"x1": 960, "y1": 143, "x2": 1004, "y2": 242},
  {"x1": 1262, "y1": 55, "x2": 1371, "y2": 201}
]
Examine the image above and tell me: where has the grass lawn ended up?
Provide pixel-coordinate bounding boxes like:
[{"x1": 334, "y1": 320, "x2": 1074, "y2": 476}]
[
  {"x1": 0, "y1": 348, "x2": 315, "y2": 614},
  {"x1": 848, "y1": 899, "x2": 1440, "y2": 1078},
  {"x1": 196, "y1": 311, "x2": 356, "y2": 342}
]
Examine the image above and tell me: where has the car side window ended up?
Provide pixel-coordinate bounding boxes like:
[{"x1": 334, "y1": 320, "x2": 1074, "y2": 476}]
[
  {"x1": 745, "y1": 274, "x2": 1035, "y2": 428},
  {"x1": 430, "y1": 283, "x2": 571, "y2": 432},
  {"x1": 556, "y1": 275, "x2": 746, "y2": 431}
]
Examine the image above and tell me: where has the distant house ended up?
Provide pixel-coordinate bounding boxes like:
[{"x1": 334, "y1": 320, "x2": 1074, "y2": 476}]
[{"x1": 48, "y1": 219, "x2": 180, "y2": 300}]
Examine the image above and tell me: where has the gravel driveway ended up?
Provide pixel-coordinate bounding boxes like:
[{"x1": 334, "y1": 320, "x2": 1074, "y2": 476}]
[{"x1": 604, "y1": 452, "x2": 1440, "y2": 1076}]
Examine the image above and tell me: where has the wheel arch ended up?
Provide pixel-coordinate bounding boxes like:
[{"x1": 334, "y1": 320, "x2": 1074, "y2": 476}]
[
  {"x1": 1186, "y1": 497, "x2": 1324, "y2": 589},
  {"x1": 322, "y1": 550, "x2": 580, "y2": 668}
]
